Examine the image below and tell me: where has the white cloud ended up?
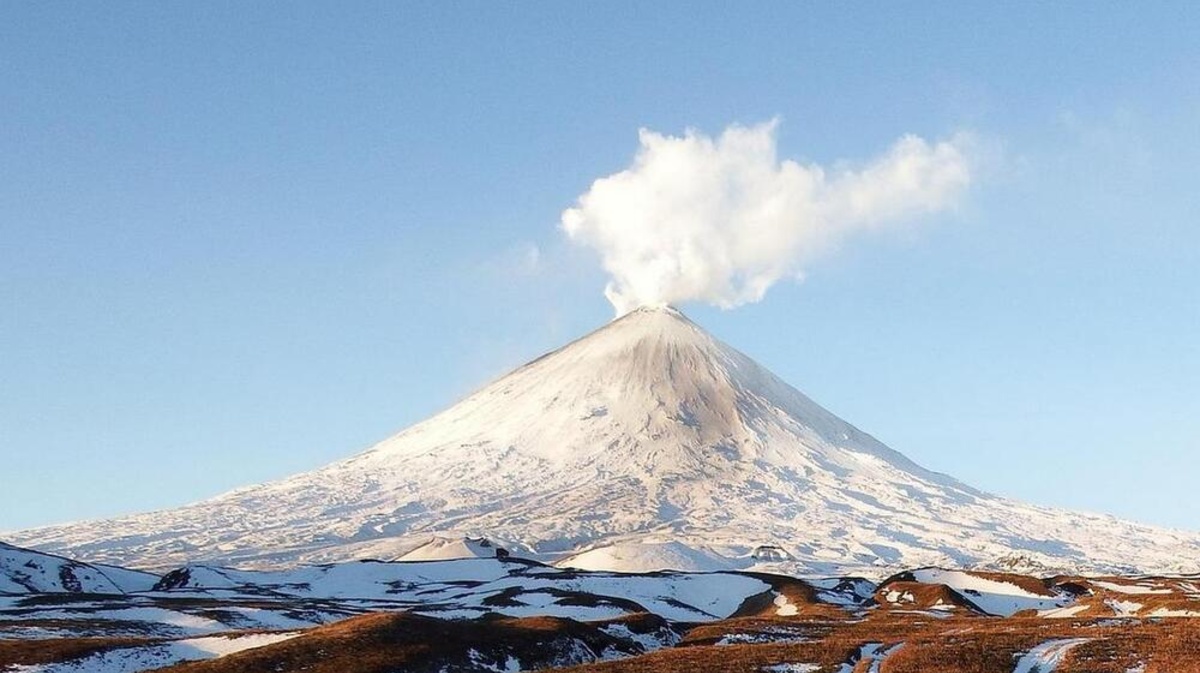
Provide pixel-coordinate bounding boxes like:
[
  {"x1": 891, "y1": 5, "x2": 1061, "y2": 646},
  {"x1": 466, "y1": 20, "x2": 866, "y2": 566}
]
[{"x1": 561, "y1": 120, "x2": 974, "y2": 315}]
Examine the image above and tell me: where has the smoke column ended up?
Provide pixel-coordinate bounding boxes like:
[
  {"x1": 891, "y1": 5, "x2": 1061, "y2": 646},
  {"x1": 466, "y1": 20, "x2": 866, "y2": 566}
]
[{"x1": 561, "y1": 120, "x2": 973, "y2": 315}]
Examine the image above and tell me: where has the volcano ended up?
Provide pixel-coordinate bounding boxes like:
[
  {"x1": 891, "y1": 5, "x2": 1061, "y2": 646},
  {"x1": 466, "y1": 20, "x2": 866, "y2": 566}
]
[{"x1": 8, "y1": 306, "x2": 1200, "y2": 575}]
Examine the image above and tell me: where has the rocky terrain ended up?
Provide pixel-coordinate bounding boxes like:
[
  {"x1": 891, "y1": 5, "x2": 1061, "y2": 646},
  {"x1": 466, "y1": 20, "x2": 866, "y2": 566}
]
[{"x1": 4, "y1": 541, "x2": 1200, "y2": 672}]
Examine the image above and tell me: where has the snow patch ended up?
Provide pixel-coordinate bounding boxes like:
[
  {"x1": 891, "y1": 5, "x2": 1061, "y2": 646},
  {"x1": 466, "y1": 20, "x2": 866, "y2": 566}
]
[
  {"x1": 1038, "y1": 604, "x2": 1089, "y2": 619},
  {"x1": 8, "y1": 632, "x2": 299, "y2": 673},
  {"x1": 1146, "y1": 607, "x2": 1200, "y2": 617},
  {"x1": 773, "y1": 593, "x2": 798, "y2": 616},
  {"x1": 910, "y1": 569, "x2": 1069, "y2": 616},
  {"x1": 1092, "y1": 580, "x2": 1171, "y2": 595},
  {"x1": 1105, "y1": 598, "x2": 1143, "y2": 617},
  {"x1": 1012, "y1": 638, "x2": 1090, "y2": 673}
]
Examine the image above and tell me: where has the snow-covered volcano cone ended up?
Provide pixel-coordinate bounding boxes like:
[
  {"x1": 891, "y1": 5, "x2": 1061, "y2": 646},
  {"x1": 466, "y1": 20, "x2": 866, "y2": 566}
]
[{"x1": 8, "y1": 306, "x2": 1200, "y2": 575}]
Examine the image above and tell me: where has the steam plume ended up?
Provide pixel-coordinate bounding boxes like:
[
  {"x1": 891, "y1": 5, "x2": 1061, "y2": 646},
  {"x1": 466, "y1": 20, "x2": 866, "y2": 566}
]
[{"x1": 561, "y1": 121, "x2": 972, "y2": 315}]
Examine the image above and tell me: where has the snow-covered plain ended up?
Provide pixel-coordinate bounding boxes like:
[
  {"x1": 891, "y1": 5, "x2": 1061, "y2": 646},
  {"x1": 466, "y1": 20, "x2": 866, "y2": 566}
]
[
  {"x1": 8, "y1": 307, "x2": 1200, "y2": 577},
  {"x1": 0, "y1": 551, "x2": 784, "y2": 643},
  {"x1": 151, "y1": 557, "x2": 773, "y2": 623}
]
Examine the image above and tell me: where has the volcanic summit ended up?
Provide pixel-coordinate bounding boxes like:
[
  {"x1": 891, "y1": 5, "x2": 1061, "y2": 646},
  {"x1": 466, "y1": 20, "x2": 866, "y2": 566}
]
[{"x1": 9, "y1": 306, "x2": 1200, "y2": 575}]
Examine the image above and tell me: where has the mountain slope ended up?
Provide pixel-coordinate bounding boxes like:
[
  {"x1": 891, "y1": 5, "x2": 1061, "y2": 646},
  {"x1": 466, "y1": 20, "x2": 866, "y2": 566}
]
[
  {"x1": 0, "y1": 541, "x2": 157, "y2": 594},
  {"x1": 7, "y1": 306, "x2": 1200, "y2": 575}
]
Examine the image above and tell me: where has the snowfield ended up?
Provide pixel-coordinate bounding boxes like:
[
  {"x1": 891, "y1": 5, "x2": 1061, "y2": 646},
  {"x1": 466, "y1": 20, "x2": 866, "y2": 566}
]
[{"x1": 151, "y1": 557, "x2": 773, "y2": 623}]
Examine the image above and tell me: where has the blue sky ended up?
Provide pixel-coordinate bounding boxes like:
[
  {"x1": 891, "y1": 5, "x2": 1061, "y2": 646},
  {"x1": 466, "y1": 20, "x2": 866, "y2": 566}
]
[{"x1": 1, "y1": 3, "x2": 1198, "y2": 531}]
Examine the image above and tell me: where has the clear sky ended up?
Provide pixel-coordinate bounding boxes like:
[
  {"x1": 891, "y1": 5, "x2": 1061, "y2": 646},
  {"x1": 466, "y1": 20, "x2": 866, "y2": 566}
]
[{"x1": 2, "y1": 3, "x2": 1198, "y2": 532}]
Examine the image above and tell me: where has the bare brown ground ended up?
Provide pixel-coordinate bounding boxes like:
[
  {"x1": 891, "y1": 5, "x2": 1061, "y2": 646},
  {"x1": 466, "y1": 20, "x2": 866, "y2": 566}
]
[
  {"x1": 559, "y1": 614, "x2": 1200, "y2": 673},
  {"x1": 153, "y1": 611, "x2": 663, "y2": 673},
  {"x1": 0, "y1": 635, "x2": 157, "y2": 667}
]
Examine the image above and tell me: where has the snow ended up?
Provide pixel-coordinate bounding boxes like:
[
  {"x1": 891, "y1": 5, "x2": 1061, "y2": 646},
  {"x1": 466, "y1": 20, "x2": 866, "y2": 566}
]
[
  {"x1": 1038, "y1": 604, "x2": 1089, "y2": 619},
  {"x1": 162, "y1": 558, "x2": 517, "y2": 598},
  {"x1": 835, "y1": 643, "x2": 882, "y2": 673},
  {"x1": 11, "y1": 307, "x2": 1200, "y2": 577},
  {"x1": 0, "y1": 542, "x2": 157, "y2": 595},
  {"x1": 716, "y1": 627, "x2": 812, "y2": 646},
  {"x1": 8, "y1": 632, "x2": 299, "y2": 673},
  {"x1": 139, "y1": 557, "x2": 771, "y2": 624},
  {"x1": 397, "y1": 536, "x2": 504, "y2": 561},
  {"x1": 87, "y1": 607, "x2": 227, "y2": 631},
  {"x1": 1146, "y1": 607, "x2": 1200, "y2": 617},
  {"x1": 465, "y1": 650, "x2": 523, "y2": 673},
  {"x1": 1012, "y1": 638, "x2": 1090, "y2": 673},
  {"x1": 557, "y1": 541, "x2": 732, "y2": 573},
  {"x1": 174, "y1": 632, "x2": 301, "y2": 656},
  {"x1": 550, "y1": 571, "x2": 769, "y2": 621},
  {"x1": 0, "y1": 603, "x2": 234, "y2": 638},
  {"x1": 224, "y1": 607, "x2": 321, "y2": 630},
  {"x1": 867, "y1": 644, "x2": 905, "y2": 673},
  {"x1": 773, "y1": 593, "x2": 798, "y2": 616},
  {"x1": 1105, "y1": 598, "x2": 1143, "y2": 616},
  {"x1": 807, "y1": 577, "x2": 876, "y2": 606},
  {"x1": 762, "y1": 665, "x2": 820, "y2": 673},
  {"x1": 1092, "y1": 580, "x2": 1171, "y2": 595},
  {"x1": 910, "y1": 569, "x2": 1070, "y2": 616},
  {"x1": 600, "y1": 623, "x2": 679, "y2": 652}
]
